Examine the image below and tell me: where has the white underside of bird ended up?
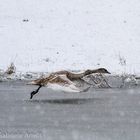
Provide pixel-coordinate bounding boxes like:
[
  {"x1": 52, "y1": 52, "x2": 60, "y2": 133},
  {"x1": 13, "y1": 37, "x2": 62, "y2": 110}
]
[{"x1": 46, "y1": 83, "x2": 80, "y2": 93}]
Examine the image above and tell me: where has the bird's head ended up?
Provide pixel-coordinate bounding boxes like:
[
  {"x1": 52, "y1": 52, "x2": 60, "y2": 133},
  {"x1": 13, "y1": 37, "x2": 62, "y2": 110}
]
[{"x1": 97, "y1": 68, "x2": 111, "y2": 74}]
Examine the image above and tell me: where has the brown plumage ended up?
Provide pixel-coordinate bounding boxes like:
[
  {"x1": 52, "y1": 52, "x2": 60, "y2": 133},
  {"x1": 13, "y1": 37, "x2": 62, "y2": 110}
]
[
  {"x1": 52, "y1": 68, "x2": 110, "y2": 80},
  {"x1": 29, "y1": 68, "x2": 110, "y2": 99},
  {"x1": 30, "y1": 74, "x2": 71, "y2": 86}
]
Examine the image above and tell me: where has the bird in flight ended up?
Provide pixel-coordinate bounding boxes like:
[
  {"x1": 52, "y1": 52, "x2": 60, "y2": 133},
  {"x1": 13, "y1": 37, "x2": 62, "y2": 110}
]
[{"x1": 28, "y1": 68, "x2": 110, "y2": 99}]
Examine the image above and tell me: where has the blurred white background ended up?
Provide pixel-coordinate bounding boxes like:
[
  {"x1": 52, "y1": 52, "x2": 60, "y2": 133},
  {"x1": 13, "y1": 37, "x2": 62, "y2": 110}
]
[{"x1": 0, "y1": 0, "x2": 140, "y2": 74}]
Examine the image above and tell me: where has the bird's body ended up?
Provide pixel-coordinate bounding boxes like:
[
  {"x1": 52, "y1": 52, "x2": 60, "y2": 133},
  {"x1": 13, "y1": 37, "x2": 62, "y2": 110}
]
[
  {"x1": 29, "y1": 74, "x2": 80, "y2": 93},
  {"x1": 29, "y1": 68, "x2": 110, "y2": 99}
]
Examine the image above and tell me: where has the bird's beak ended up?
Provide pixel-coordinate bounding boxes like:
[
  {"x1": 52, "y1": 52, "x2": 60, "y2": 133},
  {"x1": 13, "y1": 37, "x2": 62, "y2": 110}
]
[{"x1": 107, "y1": 71, "x2": 111, "y2": 74}]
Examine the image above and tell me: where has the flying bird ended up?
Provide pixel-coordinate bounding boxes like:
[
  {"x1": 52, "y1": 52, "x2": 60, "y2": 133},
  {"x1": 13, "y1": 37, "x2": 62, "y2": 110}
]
[{"x1": 28, "y1": 68, "x2": 110, "y2": 99}]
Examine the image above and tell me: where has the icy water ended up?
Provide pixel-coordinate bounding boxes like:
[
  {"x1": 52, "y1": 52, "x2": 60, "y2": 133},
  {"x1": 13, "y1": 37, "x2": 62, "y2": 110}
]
[{"x1": 0, "y1": 81, "x2": 140, "y2": 140}]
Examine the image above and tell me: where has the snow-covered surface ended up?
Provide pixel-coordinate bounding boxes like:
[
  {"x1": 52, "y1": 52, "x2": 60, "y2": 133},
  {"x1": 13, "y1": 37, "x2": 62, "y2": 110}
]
[
  {"x1": 0, "y1": 0, "x2": 140, "y2": 74},
  {"x1": 0, "y1": 69, "x2": 140, "y2": 89}
]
